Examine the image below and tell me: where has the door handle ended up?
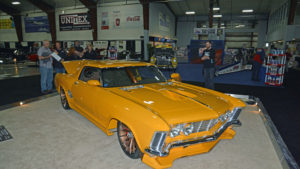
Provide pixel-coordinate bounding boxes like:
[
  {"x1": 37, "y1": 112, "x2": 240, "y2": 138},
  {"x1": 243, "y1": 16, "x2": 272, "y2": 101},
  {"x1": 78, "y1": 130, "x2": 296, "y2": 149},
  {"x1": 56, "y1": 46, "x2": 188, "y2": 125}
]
[{"x1": 74, "y1": 81, "x2": 79, "y2": 85}]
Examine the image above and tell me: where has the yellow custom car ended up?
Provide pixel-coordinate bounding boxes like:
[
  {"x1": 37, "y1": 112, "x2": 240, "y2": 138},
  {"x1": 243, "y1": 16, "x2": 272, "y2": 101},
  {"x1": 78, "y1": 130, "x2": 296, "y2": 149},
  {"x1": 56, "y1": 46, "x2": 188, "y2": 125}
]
[{"x1": 55, "y1": 60, "x2": 246, "y2": 169}]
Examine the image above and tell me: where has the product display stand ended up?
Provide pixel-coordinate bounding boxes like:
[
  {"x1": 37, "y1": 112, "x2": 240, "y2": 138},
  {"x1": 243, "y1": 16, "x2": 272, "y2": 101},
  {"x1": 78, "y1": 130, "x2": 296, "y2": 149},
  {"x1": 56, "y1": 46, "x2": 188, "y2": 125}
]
[{"x1": 265, "y1": 50, "x2": 286, "y2": 86}]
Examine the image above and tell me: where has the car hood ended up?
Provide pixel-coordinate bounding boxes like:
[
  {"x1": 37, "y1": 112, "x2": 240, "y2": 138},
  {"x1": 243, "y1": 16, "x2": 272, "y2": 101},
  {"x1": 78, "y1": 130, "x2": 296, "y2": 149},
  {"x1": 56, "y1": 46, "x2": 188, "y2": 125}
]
[{"x1": 108, "y1": 82, "x2": 238, "y2": 125}]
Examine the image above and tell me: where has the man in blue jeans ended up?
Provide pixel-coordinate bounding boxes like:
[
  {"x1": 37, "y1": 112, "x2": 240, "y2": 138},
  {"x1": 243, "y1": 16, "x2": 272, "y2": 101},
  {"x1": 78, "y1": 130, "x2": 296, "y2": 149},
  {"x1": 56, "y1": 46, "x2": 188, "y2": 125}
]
[
  {"x1": 38, "y1": 40, "x2": 53, "y2": 94},
  {"x1": 199, "y1": 41, "x2": 216, "y2": 90}
]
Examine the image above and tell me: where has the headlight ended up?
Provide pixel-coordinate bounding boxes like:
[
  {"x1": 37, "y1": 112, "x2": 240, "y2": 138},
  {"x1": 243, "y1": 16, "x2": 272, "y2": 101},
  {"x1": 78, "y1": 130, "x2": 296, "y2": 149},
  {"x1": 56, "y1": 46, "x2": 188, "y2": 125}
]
[
  {"x1": 170, "y1": 124, "x2": 183, "y2": 138},
  {"x1": 219, "y1": 110, "x2": 231, "y2": 122},
  {"x1": 170, "y1": 123, "x2": 195, "y2": 137},
  {"x1": 183, "y1": 123, "x2": 194, "y2": 136}
]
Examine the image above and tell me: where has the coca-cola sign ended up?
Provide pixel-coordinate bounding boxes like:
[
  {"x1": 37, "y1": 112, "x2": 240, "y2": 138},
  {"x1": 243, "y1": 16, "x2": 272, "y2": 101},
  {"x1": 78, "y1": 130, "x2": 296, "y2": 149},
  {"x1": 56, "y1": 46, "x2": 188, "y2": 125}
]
[
  {"x1": 126, "y1": 16, "x2": 140, "y2": 22},
  {"x1": 59, "y1": 13, "x2": 91, "y2": 31}
]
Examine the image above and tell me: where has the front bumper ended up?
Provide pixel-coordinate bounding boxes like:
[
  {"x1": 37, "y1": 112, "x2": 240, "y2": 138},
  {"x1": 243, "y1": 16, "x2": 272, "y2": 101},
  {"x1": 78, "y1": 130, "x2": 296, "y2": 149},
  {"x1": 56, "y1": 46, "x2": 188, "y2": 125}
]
[
  {"x1": 145, "y1": 119, "x2": 241, "y2": 157},
  {"x1": 145, "y1": 108, "x2": 242, "y2": 157}
]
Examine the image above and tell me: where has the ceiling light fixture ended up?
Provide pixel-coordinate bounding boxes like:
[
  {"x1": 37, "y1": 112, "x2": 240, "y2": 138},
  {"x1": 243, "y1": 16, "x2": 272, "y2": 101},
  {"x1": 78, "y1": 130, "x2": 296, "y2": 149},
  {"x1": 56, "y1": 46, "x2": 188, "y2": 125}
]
[
  {"x1": 12, "y1": 1, "x2": 21, "y2": 5},
  {"x1": 213, "y1": 7, "x2": 220, "y2": 11},
  {"x1": 242, "y1": 9, "x2": 254, "y2": 13},
  {"x1": 213, "y1": 14, "x2": 222, "y2": 18},
  {"x1": 265, "y1": 43, "x2": 269, "y2": 47},
  {"x1": 235, "y1": 24, "x2": 245, "y2": 28},
  {"x1": 185, "y1": 11, "x2": 195, "y2": 15}
]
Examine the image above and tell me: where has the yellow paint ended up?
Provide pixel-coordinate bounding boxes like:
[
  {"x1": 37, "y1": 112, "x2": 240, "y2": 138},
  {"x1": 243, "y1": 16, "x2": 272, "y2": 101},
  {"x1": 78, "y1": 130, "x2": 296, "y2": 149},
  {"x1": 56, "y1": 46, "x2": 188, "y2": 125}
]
[{"x1": 55, "y1": 60, "x2": 246, "y2": 168}]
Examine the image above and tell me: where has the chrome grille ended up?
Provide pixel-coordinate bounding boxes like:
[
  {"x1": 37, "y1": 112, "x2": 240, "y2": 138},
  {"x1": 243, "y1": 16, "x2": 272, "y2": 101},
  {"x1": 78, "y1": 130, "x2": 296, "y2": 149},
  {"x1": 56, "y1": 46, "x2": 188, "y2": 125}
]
[
  {"x1": 177, "y1": 108, "x2": 241, "y2": 135},
  {"x1": 192, "y1": 118, "x2": 218, "y2": 133}
]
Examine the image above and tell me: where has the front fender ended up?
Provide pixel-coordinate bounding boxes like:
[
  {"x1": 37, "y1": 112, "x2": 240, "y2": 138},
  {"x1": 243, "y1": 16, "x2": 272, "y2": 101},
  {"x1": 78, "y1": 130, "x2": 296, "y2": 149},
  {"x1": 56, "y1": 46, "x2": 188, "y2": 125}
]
[{"x1": 107, "y1": 98, "x2": 170, "y2": 153}]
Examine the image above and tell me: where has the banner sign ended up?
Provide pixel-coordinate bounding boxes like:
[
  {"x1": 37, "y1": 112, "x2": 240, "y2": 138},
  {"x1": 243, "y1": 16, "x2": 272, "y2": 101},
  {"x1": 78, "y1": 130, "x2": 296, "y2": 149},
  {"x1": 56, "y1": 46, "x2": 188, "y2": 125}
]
[
  {"x1": 59, "y1": 13, "x2": 91, "y2": 31},
  {"x1": 194, "y1": 28, "x2": 224, "y2": 36},
  {"x1": 159, "y1": 12, "x2": 170, "y2": 32},
  {"x1": 0, "y1": 19, "x2": 14, "y2": 29},
  {"x1": 24, "y1": 16, "x2": 49, "y2": 33}
]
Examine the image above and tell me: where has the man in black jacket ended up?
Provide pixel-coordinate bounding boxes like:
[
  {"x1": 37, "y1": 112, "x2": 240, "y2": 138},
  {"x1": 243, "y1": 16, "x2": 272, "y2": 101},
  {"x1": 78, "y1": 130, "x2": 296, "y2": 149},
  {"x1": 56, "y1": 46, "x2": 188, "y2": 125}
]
[
  {"x1": 53, "y1": 41, "x2": 66, "y2": 73},
  {"x1": 200, "y1": 41, "x2": 215, "y2": 90}
]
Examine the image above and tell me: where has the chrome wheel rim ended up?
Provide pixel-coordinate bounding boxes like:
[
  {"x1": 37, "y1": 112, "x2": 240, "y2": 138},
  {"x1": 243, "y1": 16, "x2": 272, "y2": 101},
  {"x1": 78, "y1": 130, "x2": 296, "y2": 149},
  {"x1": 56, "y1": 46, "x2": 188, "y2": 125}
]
[
  {"x1": 60, "y1": 89, "x2": 67, "y2": 107},
  {"x1": 118, "y1": 123, "x2": 137, "y2": 154}
]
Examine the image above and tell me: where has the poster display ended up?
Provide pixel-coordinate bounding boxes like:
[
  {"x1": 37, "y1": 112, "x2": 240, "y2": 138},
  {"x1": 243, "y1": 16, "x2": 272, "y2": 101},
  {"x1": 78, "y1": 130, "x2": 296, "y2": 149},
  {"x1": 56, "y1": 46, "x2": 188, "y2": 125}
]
[
  {"x1": 100, "y1": 10, "x2": 142, "y2": 30},
  {"x1": 112, "y1": 11, "x2": 121, "y2": 29},
  {"x1": 135, "y1": 40, "x2": 141, "y2": 53},
  {"x1": 24, "y1": 16, "x2": 49, "y2": 33},
  {"x1": 21, "y1": 42, "x2": 28, "y2": 47},
  {"x1": 159, "y1": 12, "x2": 170, "y2": 32},
  {"x1": 9, "y1": 42, "x2": 16, "y2": 49},
  {"x1": 93, "y1": 41, "x2": 108, "y2": 49},
  {"x1": 194, "y1": 28, "x2": 225, "y2": 36},
  {"x1": 0, "y1": 19, "x2": 14, "y2": 29},
  {"x1": 101, "y1": 12, "x2": 109, "y2": 30},
  {"x1": 59, "y1": 13, "x2": 91, "y2": 31},
  {"x1": 118, "y1": 41, "x2": 126, "y2": 51}
]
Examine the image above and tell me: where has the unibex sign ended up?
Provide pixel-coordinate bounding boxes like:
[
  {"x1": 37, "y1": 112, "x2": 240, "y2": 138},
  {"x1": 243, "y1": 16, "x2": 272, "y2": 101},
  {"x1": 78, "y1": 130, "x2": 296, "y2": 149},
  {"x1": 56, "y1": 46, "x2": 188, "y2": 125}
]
[{"x1": 59, "y1": 13, "x2": 91, "y2": 31}]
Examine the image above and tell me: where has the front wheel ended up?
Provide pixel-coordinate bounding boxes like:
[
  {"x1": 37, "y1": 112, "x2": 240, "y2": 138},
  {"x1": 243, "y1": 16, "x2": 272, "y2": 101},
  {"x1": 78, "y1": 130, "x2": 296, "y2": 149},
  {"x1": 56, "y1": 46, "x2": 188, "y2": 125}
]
[
  {"x1": 60, "y1": 88, "x2": 70, "y2": 109},
  {"x1": 117, "y1": 121, "x2": 142, "y2": 159}
]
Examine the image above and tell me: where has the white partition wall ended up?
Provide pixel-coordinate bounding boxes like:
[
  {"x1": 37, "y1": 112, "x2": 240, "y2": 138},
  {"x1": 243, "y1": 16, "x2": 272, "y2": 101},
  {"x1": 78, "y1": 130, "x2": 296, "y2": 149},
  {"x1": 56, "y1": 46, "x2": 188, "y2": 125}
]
[
  {"x1": 97, "y1": 3, "x2": 144, "y2": 40},
  {"x1": 149, "y1": 3, "x2": 176, "y2": 39}
]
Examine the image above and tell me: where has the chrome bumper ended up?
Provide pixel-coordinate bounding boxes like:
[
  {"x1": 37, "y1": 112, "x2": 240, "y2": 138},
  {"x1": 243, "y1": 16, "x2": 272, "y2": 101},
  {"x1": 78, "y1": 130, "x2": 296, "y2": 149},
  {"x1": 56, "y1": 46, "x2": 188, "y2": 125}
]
[{"x1": 145, "y1": 109, "x2": 242, "y2": 157}]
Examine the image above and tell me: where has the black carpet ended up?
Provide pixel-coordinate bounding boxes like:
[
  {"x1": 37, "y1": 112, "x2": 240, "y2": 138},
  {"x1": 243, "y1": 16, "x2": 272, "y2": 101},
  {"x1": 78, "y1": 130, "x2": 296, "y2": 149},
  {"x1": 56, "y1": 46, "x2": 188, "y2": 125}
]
[
  {"x1": 0, "y1": 70, "x2": 299, "y2": 165},
  {"x1": 0, "y1": 75, "x2": 43, "y2": 106}
]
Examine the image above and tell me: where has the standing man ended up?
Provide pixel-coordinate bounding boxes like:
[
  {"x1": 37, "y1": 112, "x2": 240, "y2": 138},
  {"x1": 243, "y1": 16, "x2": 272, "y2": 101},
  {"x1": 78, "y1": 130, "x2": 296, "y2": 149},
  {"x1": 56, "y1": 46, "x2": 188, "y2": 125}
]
[
  {"x1": 251, "y1": 48, "x2": 265, "y2": 81},
  {"x1": 74, "y1": 41, "x2": 85, "y2": 59},
  {"x1": 38, "y1": 40, "x2": 53, "y2": 94},
  {"x1": 200, "y1": 41, "x2": 216, "y2": 90},
  {"x1": 53, "y1": 41, "x2": 66, "y2": 73}
]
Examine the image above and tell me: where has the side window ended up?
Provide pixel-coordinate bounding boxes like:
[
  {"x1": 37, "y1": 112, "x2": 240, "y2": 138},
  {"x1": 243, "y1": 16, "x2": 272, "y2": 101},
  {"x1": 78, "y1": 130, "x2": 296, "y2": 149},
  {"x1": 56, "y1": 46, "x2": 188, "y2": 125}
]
[{"x1": 79, "y1": 67, "x2": 101, "y2": 82}]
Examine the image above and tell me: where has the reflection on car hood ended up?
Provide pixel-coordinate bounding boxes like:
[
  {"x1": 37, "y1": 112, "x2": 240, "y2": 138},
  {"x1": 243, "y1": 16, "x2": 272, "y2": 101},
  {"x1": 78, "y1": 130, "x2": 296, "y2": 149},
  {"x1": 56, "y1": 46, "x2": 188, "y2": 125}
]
[{"x1": 108, "y1": 82, "x2": 242, "y2": 125}]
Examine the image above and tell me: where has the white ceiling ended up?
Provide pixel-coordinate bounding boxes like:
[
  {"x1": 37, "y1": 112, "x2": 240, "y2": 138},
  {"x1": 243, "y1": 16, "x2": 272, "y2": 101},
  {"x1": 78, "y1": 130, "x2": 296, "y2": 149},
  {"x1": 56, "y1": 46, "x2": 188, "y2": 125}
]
[
  {"x1": 167, "y1": 0, "x2": 284, "y2": 16},
  {"x1": 0, "y1": 0, "x2": 286, "y2": 16}
]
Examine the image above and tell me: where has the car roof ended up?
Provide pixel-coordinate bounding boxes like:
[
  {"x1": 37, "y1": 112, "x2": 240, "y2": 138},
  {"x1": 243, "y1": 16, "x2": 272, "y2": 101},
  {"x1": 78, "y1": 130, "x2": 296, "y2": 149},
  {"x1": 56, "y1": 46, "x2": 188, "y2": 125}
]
[{"x1": 83, "y1": 60, "x2": 153, "y2": 68}]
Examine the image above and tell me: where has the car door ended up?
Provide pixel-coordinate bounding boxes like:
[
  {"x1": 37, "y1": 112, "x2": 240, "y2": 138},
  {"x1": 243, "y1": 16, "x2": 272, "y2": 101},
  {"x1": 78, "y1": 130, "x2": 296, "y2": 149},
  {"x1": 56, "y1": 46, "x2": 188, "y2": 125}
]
[{"x1": 71, "y1": 67, "x2": 101, "y2": 119}]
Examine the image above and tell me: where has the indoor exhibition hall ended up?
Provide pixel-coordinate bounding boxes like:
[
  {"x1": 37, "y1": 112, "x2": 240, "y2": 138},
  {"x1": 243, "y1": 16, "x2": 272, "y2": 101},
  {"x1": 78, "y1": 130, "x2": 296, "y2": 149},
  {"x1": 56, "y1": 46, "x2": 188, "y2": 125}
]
[{"x1": 0, "y1": 0, "x2": 299, "y2": 169}]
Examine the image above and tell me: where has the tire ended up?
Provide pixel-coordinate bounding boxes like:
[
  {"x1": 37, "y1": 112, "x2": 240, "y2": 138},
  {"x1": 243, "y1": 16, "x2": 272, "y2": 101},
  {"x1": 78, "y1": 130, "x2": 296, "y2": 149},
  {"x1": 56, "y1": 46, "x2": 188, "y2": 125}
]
[
  {"x1": 60, "y1": 87, "x2": 70, "y2": 109},
  {"x1": 117, "y1": 121, "x2": 142, "y2": 159}
]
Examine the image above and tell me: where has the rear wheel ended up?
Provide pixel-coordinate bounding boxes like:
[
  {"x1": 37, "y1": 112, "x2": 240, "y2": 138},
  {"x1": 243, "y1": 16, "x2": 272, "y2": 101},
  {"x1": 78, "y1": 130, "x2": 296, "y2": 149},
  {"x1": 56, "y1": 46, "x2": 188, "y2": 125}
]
[
  {"x1": 117, "y1": 121, "x2": 142, "y2": 159},
  {"x1": 60, "y1": 88, "x2": 70, "y2": 109}
]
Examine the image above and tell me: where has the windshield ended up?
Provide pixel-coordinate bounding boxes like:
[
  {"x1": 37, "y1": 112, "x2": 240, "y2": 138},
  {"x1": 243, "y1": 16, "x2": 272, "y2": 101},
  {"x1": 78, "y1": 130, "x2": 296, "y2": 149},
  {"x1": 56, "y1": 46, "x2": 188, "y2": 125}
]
[{"x1": 102, "y1": 66, "x2": 167, "y2": 87}]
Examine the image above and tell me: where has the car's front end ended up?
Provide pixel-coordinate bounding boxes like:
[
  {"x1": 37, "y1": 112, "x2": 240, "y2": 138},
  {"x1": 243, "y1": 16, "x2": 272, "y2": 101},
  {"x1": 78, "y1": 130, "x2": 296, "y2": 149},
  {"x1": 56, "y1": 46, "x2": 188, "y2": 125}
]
[{"x1": 142, "y1": 107, "x2": 243, "y2": 168}]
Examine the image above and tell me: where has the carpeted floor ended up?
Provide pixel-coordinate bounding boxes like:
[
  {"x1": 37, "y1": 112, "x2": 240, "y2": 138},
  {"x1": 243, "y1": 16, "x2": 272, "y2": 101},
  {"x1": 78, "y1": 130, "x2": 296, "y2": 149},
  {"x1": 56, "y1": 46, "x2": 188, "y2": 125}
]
[
  {"x1": 0, "y1": 69, "x2": 299, "y2": 165},
  {"x1": 185, "y1": 69, "x2": 300, "y2": 165}
]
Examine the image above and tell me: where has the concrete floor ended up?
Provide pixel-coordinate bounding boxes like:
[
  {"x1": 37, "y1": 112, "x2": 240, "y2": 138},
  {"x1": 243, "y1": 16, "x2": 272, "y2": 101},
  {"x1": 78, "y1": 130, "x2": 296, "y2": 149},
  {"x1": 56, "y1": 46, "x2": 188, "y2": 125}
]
[
  {"x1": 0, "y1": 96, "x2": 283, "y2": 169},
  {"x1": 0, "y1": 62, "x2": 39, "y2": 80}
]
